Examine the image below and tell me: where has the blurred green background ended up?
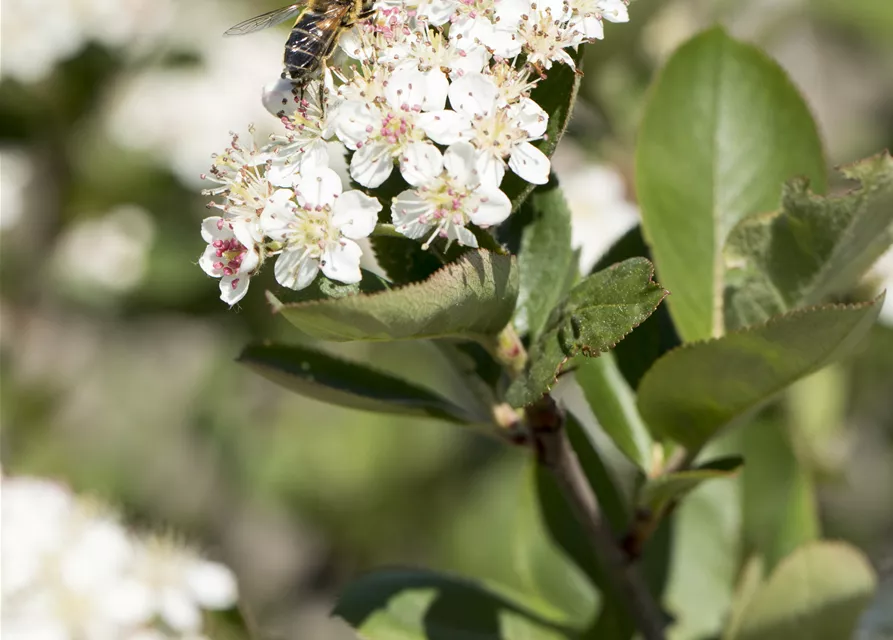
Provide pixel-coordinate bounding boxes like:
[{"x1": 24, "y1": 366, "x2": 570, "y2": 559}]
[{"x1": 2, "y1": 0, "x2": 893, "y2": 638}]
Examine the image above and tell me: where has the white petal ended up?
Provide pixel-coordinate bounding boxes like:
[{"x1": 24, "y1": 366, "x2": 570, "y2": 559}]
[
  {"x1": 350, "y1": 142, "x2": 394, "y2": 188},
  {"x1": 298, "y1": 140, "x2": 331, "y2": 172},
  {"x1": 449, "y1": 44, "x2": 490, "y2": 76},
  {"x1": 418, "y1": 70, "x2": 449, "y2": 111},
  {"x1": 470, "y1": 188, "x2": 512, "y2": 226},
  {"x1": 333, "y1": 191, "x2": 381, "y2": 239},
  {"x1": 443, "y1": 141, "x2": 478, "y2": 185},
  {"x1": 391, "y1": 190, "x2": 433, "y2": 239},
  {"x1": 508, "y1": 142, "x2": 550, "y2": 185},
  {"x1": 385, "y1": 69, "x2": 430, "y2": 111},
  {"x1": 419, "y1": 0, "x2": 459, "y2": 25},
  {"x1": 400, "y1": 142, "x2": 444, "y2": 187},
  {"x1": 200, "y1": 217, "x2": 231, "y2": 243},
  {"x1": 600, "y1": 0, "x2": 629, "y2": 23},
  {"x1": 335, "y1": 101, "x2": 378, "y2": 148},
  {"x1": 449, "y1": 224, "x2": 479, "y2": 248},
  {"x1": 185, "y1": 561, "x2": 238, "y2": 610},
  {"x1": 275, "y1": 249, "x2": 320, "y2": 290},
  {"x1": 200, "y1": 245, "x2": 223, "y2": 277},
  {"x1": 261, "y1": 77, "x2": 298, "y2": 117},
  {"x1": 448, "y1": 73, "x2": 498, "y2": 118},
  {"x1": 512, "y1": 98, "x2": 549, "y2": 139},
  {"x1": 159, "y1": 588, "x2": 202, "y2": 633},
  {"x1": 230, "y1": 219, "x2": 260, "y2": 253},
  {"x1": 261, "y1": 190, "x2": 298, "y2": 239},
  {"x1": 574, "y1": 15, "x2": 604, "y2": 40},
  {"x1": 266, "y1": 161, "x2": 301, "y2": 188},
  {"x1": 475, "y1": 152, "x2": 506, "y2": 188},
  {"x1": 220, "y1": 273, "x2": 251, "y2": 306},
  {"x1": 417, "y1": 110, "x2": 472, "y2": 145},
  {"x1": 321, "y1": 239, "x2": 363, "y2": 284},
  {"x1": 296, "y1": 167, "x2": 343, "y2": 208}
]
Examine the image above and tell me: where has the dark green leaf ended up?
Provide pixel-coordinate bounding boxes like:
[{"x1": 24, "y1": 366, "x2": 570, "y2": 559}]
[
  {"x1": 371, "y1": 235, "x2": 445, "y2": 285},
  {"x1": 514, "y1": 179, "x2": 576, "y2": 339},
  {"x1": 269, "y1": 250, "x2": 519, "y2": 342},
  {"x1": 272, "y1": 270, "x2": 390, "y2": 304},
  {"x1": 334, "y1": 569, "x2": 573, "y2": 640},
  {"x1": 594, "y1": 226, "x2": 682, "y2": 389},
  {"x1": 636, "y1": 27, "x2": 826, "y2": 342},
  {"x1": 726, "y1": 542, "x2": 876, "y2": 640},
  {"x1": 638, "y1": 456, "x2": 743, "y2": 518},
  {"x1": 507, "y1": 258, "x2": 668, "y2": 407},
  {"x1": 724, "y1": 152, "x2": 893, "y2": 329},
  {"x1": 637, "y1": 297, "x2": 883, "y2": 450},
  {"x1": 238, "y1": 343, "x2": 475, "y2": 424},
  {"x1": 575, "y1": 352, "x2": 654, "y2": 472},
  {"x1": 501, "y1": 50, "x2": 583, "y2": 213}
]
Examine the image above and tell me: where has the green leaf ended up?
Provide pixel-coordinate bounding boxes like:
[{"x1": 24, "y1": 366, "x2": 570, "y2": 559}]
[
  {"x1": 370, "y1": 235, "x2": 445, "y2": 285},
  {"x1": 722, "y1": 556, "x2": 766, "y2": 640},
  {"x1": 724, "y1": 152, "x2": 893, "y2": 329},
  {"x1": 238, "y1": 343, "x2": 475, "y2": 424},
  {"x1": 269, "y1": 250, "x2": 519, "y2": 342},
  {"x1": 637, "y1": 297, "x2": 883, "y2": 450},
  {"x1": 726, "y1": 542, "x2": 877, "y2": 640},
  {"x1": 507, "y1": 258, "x2": 668, "y2": 407},
  {"x1": 638, "y1": 456, "x2": 743, "y2": 518},
  {"x1": 334, "y1": 569, "x2": 573, "y2": 640},
  {"x1": 501, "y1": 51, "x2": 582, "y2": 212},
  {"x1": 732, "y1": 418, "x2": 820, "y2": 570},
  {"x1": 575, "y1": 352, "x2": 654, "y2": 472},
  {"x1": 636, "y1": 27, "x2": 826, "y2": 342},
  {"x1": 593, "y1": 226, "x2": 682, "y2": 389},
  {"x1": 272, "y1": 270, "x2": 390, "y2": 303},
  {"x1": 514, "y1": 179, "x2": 576, "y2": 339}
]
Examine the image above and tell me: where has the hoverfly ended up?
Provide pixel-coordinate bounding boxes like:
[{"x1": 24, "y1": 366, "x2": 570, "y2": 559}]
[{"x1": 224, "y1": 1, "x2": 375, "y2": 85}]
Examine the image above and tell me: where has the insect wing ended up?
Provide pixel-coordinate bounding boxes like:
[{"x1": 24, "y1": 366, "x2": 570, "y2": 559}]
[{"x1": 224, "y1": 4, "x2": 304, "y2": 36}]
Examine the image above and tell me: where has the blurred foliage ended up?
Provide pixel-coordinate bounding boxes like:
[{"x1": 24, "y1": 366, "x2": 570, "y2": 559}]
[{"x1": 2, "y1": 0, "x2": 893, "y2": 637}]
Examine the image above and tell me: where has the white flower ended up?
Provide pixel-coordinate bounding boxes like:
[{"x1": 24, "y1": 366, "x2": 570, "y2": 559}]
[
  {"x1": 262, "y1": 168, "x2": 381, "y2": 289},
  {"x1": 515, "y1": 0, "x2": 581, "y2": 70},
  {"x1": 422, "y1": 73, "x2": 550, "y2": 185},
  {"x1": 389, "y1": 28, "x2": 490, "y2": 80},
  {"x1": 391, "y1": 141, "x2": 511, "y2": 248},
  {"x1": 110, "y1": 536, "x2": 239, "y2": 634},
  {"x1": 202, "y1": 132, "x2": 273, "y2": 241},
  {"x1": 199, "y1": 217, "x2": 262, "y2": 306},
  {"x1": 568, "y1": 0, "x2": 628, "y2": 41},
  {"x1": 335, "y1": 68, "x2": 448, "y2": 188},
  {"x1": 262, "y1": 77, "x2": 334, "y2": 187}
]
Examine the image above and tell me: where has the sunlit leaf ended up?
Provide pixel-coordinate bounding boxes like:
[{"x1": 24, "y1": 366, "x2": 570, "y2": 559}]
[
  {"x1": 636, "y1": 27, "x2": 826, "y2": 341},
  {"x1": 637, "y1": 297, "x2": 882, "y2": 450},
  {"x1": 269, "y1": 250, "x2": 519, "y2": 342}
]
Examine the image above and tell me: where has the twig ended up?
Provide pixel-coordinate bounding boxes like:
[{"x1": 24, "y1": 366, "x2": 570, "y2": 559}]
[{"x1": 528, "y1": 397, "x2": 667, "y2": 640}]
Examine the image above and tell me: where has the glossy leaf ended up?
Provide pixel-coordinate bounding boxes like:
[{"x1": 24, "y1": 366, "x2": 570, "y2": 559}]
[
  {"x1": 514, "y1": 180, "x2": 576, "y2": 339},
  {"x1": 334, "y1": 569, "x2": 572, "y2": 640},
  {"x1": 575, "y1": 353, "x2": 654, "y2": 472},
  {"x1": 238, "y1": 343, "x2": 474, "y2": 424},
  {"x1": 269, "y1": 250, "x2": 519, "y2": 342},
  {"x1": 636, "y1": 27, "x2": 826, "y2": 342},
  {"x1": 638, "y1": 456, "x2": 743, "y2": 518},
  {"x1": 637, "y1": 297, "x2": 882, "y2": 450},
  {"x1": 725, "y1": 152, "x2": 893, "y2": 329},
  {"x1": 727, "y1": 542, "x2": 876, "y2": 640},
  {"x1": 507, "y1": 258, "x2": 668, "y2": 407}
]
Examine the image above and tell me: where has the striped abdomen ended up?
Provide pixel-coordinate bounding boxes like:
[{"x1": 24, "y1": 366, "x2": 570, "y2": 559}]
[{"x1": 283, "y1": 8, "x2": 347, "y2": 83}]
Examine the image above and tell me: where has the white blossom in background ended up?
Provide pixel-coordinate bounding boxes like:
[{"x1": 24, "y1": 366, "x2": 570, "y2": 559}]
[
  {"x1": 0, "y1": 0, "x2": 172, "y2": 83},
  {"x1": 193, "y1": 0, "x2": 631, "y2": 304},
  {"x1": 1, "y1": 473, "x2": 238, "y2": 639},
  {"x1": 870, "y1": 246, "x2": 893, "y2": 328},
  {"x1": 0, "y1": 148, "x2": 33, "y2": 231},
  {"x1": 52, "y1": 204, "x2": 156, "y2": 294}
]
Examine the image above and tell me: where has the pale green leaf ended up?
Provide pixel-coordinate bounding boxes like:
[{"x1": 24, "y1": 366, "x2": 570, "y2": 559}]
[
  {"x1": 725, "y1": 152, "x2": 893, "y2": 328},
  {"x1": 636, "y1": 27, "x2": 826, "y2": 342},
  {"x1": 638, "y1": 456, "x2": 743, "y2": 518},
  {"x1": 727, "y1": 542, "x2": 876, "y2": 640},
  {"x1": 637, "y1": 297, "x2": 882, "y2": 450},
  {"x1": 270, "y1": 250, "x2": 519, "y2": 342}
]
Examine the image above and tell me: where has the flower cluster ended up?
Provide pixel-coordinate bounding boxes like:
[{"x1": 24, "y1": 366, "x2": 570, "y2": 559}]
[
  {"x1": 200, "y1": 0, "x2": 629, "y2": 304},
  {"x1": 1, "y1": 474, "x2": 238, "y2": 639}
]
